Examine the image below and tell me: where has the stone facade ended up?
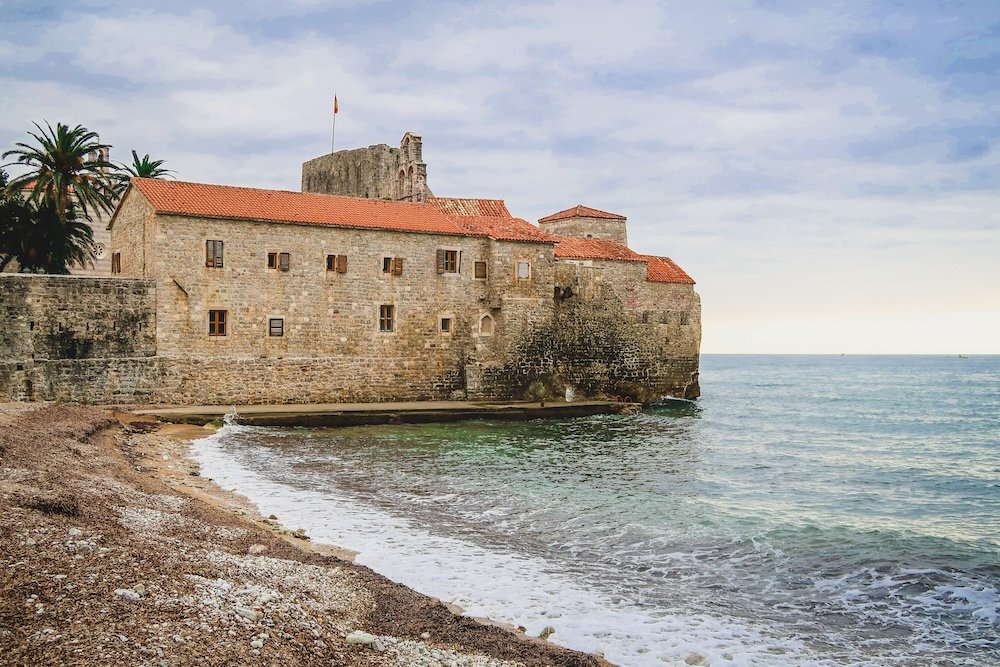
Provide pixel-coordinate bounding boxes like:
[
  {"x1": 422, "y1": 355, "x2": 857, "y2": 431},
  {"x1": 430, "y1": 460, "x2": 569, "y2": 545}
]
[
  {"x1": 0, "y1": 132, "x2": 701, "y2": 406},
  {"x1": 0, "y1": 275, "x2": 158, "y2": 402},
  {"x1": 301, "y1": 132, "x2": 431, "y2": 203}
]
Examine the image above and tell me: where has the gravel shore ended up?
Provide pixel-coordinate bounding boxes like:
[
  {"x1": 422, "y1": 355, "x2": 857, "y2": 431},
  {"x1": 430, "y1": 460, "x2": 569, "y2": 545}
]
[{"x1": 0, "y1": 403, "x2": 608, "y2": 666}]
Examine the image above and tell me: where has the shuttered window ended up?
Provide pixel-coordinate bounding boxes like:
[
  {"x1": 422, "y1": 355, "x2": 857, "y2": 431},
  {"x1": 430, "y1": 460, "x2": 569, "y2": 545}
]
[
  {"x1": 379, "y1": 305, "x2": 395, "y2": 332},
  {"x1": 516, "y1": 261, "x2": 531, "y2": 280},
  {"x1": 336, "y1": 254, "x2": 348, "y2": 273},
  {"x1": 111, "y1": 252, "x2": 122, "y2": 274},
  {"x1": 206, "y1": 240, "x2": 224, "y2": 268},
  {"x1": 278, "y1": 252, "x2": 290, "y2": 272},
  {"x1": 326, "y1": 255, "x2": 335, "y2": 271},
  {"x1": 474, "y1": 261, "x2": 487, "y2": 279},
  {"x1": 392, "y1": 257, "x2": 403, "y2": 275},
  {"x1": 267, "y1": 253, "x2": 278, "y2": 269},
  {"x1": 269, "y1": 318, "x2": 284, "y2": 337},
  {"x1": 437, "y1": 249, "x2": 459, "y2": 273},
  {"x1": 208, "y1": 310, "x2": 227, "y2": 336}
]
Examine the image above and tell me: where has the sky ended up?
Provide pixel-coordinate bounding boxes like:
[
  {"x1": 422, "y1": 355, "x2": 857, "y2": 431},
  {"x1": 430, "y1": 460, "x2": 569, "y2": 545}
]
[{"x1": 2, "y1": 0, "x2": 998, "y2": 353}]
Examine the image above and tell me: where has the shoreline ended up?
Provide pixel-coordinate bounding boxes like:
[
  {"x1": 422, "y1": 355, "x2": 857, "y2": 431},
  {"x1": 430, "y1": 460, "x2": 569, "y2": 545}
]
[{"x1": 1, "y1": 403, "x2": 612, "y2": 667}]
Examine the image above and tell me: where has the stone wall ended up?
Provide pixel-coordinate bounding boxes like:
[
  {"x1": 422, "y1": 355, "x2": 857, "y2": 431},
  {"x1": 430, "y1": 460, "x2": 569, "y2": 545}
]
[
  {"x1": 112, "y1": 203, "x2": 556, "y2": 404},
  {"x1": 0, "y1": 275, "x2": 159, "y2": 403},
  {"x1": 468, "y1": 259, "x2": 701, "y2": 402},
  {"x1": 537, "y1": 216, "x2": 628, "y2": 245},
  {"x1": 301, "y1": 133, "x2": 431, "y2": 203}
]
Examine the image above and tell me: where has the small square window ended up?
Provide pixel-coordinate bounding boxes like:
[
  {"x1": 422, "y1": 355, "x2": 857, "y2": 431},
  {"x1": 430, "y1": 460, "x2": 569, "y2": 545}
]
[
  {"x1": 516, "y1": 261, "x2": 531, "y2": 280},
  {"x1": 267, "y1": 252, "x2": 278, "y2": 269},
  {"x1": 474, "y1": 261, "x2": 487, "y2": 279},
  {"x1": 278, "y1": 252, "x2": 290, "y2": 272},
  {"x1": 379, "y1": 304, "x2": 395, "y2": 332},
  {"x1": 269, "y1": 318, "x2": 284, "y2": 337},
  {"x1": 382, "y1": 257, "x2": 393, "y2": 273},
  {"x1": 327, "y1": 254, "x2": 336, "y2": 271},
  {"x1": 440, "y1": 317, "x2": 452, "y2": 334},
  {"x1": 208, "y1": 310, "x2": 227, "y2": 336}
]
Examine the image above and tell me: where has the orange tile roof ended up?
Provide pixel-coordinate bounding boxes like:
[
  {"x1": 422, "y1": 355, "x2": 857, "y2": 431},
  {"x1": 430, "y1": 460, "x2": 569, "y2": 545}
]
[
  {"x1": 450, "y1": 215, "x2": 555, "y2": 243},
  {"x1": 642, "y1": 255, "x2": 696, "y2": 284},
  {"x1": 552, "y1": 236, "x2": 644, "y2": 262},
  {"x1": 538, "y1": 204, "x2": 627, "y2": 223},
  {"x1": 427, "y1": 197, "x2": 511, "y2": 218},
  {"x1": 128, "y1": 178, "x2": 470, "y2": 236}
]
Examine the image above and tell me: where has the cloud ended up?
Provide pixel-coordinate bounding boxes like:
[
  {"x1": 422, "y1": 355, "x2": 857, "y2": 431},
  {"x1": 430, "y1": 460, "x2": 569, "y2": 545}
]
[{"x1": 1, "y1": 0, "x2": 997, "y2": 352}]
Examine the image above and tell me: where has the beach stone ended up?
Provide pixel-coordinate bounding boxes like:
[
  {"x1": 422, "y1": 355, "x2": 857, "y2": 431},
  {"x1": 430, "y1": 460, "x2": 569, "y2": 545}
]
[
  {"x1": 538, "y1": 626, "x2": 555, "y2": 640},
  {"x1": 24, "y1": 537, "x2": 36, "y2": 546},
  {"x1": 346, "y1": 630, "x2": 376, "y2": 645},
  {"x1": 250, "y1": 639, "x2": 264, "y2": 649},
  {"x1": 68, "y1": 527, "x2": 82, "y2": 537},
  {"x1": 234, "y1": 606, "x2": 259, "y2": 622},
  {"x1": 132, "y1": 583, "x2": 145, "y2": 596},
  {"x1": 114, "y1": 588, "x2": 140, "y2": 602},
  {"x1": 685, "y1": 653, "x2": 710, "y2": 666},
  {"x1": 248, "y1": 544, "x2": 267, "y2": 555},
  {"x1": 420, "y1": 631, "x2": 431, "y2": 639}
]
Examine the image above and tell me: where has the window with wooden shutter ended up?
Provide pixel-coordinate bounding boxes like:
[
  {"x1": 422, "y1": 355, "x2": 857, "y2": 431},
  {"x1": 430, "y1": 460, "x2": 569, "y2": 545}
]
[
  {"x1": 278, "y1": 252, "x2": 290, "y2": 272},
  {"x1": 111, "y1": 252, "x2": 121, "y2": 274},
  {"x1": 474, "y1": 261, "x2": 487, "y2": 279},
  {"x1": 269, "y1": 318, "x2": 284, "y2": 337},
  {"x1": 326, "y1": 255, "x2": 335, "y2": 271},
  {"x1": 382, "y1": 257, "x2": 393, "y2": 273},
  {"x1": 268, "y1": 253, "x2": 278, "y2": 269},
  {"x1": 392, "y1": 257, "x2": 403, "y2": 275},
  {"x1": 206, "y1": 240, "x2": 223, "y2": 268},
  {"x1": 516, "y1": 261, "x2": 531, "y2": 280},
  {"x1": 378, "y1": 304, "x2": 395, "y2": 332},
  {"x1": 438, "y1": 249, "x2": 458, "y2": 273},
  {"x1": 208, "y1": 310, "x2": 227, "y2": 336},
  {"x1": 436, "y1": 249, "x2": 446, "y2": 274},
  {"x1": 336, "y1": 254, "x2": 348, "y2": 273}
]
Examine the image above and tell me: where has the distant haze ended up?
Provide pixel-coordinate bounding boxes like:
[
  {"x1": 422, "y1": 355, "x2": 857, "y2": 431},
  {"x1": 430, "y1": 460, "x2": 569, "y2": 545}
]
[{"x1": 2, "y1": 1, "x2": 997, "y2": 353}]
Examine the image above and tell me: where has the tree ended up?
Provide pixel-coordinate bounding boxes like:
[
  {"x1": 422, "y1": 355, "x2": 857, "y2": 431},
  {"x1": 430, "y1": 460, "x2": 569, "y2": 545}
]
[
  {"x1": 1, "y1": 122, "x2": 112, "y2": 274},
  {"x1": 116, "y1": 149, "x2": 174, "y2": 195},
  {"x1": 2, "y1": 121, "x2": 118, "y2": 223},
  {"x1": 0, "y1": 169, "x2": 33, "y2": 271}
]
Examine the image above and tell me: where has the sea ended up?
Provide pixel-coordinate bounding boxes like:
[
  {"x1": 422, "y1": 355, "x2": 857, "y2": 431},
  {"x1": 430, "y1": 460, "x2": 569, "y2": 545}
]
[{"x1": 193, "y1": 355, "x2": 1000, "y2": 666}]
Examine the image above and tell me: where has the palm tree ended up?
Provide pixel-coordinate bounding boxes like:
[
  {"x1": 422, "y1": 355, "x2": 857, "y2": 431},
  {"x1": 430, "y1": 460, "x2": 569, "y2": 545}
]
[
  {"x1": 0, "y1": 169, "x2": 94, "y2": 274},
  {"x1": 2, "y1": 121, "x2": 118, "y2": 222},
  {"x1": 123, "y1": 150, "x2": 175, "y2": 179},
  {"x1": 116, "y1": 149, "x2": 174, "y2": 195}
]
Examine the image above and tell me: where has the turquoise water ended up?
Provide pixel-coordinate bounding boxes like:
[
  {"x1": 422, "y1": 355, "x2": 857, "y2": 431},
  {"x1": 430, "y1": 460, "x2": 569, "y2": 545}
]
[{"x1": 196, "y1": 355, "x2": 1000, "y2": 666}]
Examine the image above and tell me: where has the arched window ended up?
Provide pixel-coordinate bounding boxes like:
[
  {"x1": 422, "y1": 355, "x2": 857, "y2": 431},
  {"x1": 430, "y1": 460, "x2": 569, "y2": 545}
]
[
  {"x1": 479, "y1": 314, "x2": 494, "y2": 336},
  {"x1": 407, "y1": 165, "x2": 415, "y2": 197},
  {"x1": 397, "y1": 170, "x2": 406, "y2": 198}
]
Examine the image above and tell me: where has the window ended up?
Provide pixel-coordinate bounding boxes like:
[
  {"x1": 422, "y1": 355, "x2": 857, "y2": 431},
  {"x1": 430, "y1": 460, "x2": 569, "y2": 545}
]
[
  {"x1": 436, "y1": 249, "x2": 459, "y2": 274},
  {"x1": 474, "y1": 261, "x2": 487, "y2": 279},
  {"x1": 269, "y1": 318, "x2": 284, "y2": 337},
  {"x1": 278, "y1": 252, "x2": 290, "y2": 272},
  {"x1": 327, "y1": 254, "x2": 348, "y2": 273},
  {"x1": 267, "y1": 253, "x2": 278, "y2": 269},
  {"x1": 479, "y1": 314, "x2": 494, "y2": 336},
  {"x1": 516, "y1": 261, "x2": 531, "y2": 280},
  {"x1": 206, "y1": 240, "x2": 224, "y2": 268},
  {"x1": 111, "y1": 252, "x2": 121, "y2": 274},
  {"x1": 379, "y1": 305, "x2": 395, "y2": 332},
  {"x1": 440, "y1": 317, "x2": 452, "y2": 334},
  {"x1": 208, "y1": 310, "x2": 227, "y2": 336},
  {"x1": 382, "y1": 257, "x2": 404, "y2": 275}
]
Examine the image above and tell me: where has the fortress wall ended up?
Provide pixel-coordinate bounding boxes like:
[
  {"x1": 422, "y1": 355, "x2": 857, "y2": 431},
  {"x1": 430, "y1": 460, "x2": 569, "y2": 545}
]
[
  {"x1": 301, "y1": 144, "x2": 400, "y2": 200},
  {"x1": 0, "y1": 275, "x2": 159, "y2": 403},
  {"x1": 469, "y1": 259, "x2": 701, "y2": 402}
]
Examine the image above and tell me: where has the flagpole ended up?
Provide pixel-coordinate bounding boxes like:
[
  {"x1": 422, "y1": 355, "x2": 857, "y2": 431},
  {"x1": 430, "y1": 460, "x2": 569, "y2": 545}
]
[{"x1": 331, "y1": 93, "x2": 338, "y2": 153}]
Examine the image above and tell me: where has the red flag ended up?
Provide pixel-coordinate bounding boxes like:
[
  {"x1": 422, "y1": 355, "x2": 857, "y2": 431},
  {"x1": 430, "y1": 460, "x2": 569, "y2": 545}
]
[{"x1": 334, "y1": 95, "x2": 339, "y2": 114}]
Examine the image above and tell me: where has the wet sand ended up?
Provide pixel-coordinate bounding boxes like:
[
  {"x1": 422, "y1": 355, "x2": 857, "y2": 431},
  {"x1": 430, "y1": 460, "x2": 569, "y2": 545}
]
[{"x1": 0, "y1": 403, "x2": 611, "y2": 666}]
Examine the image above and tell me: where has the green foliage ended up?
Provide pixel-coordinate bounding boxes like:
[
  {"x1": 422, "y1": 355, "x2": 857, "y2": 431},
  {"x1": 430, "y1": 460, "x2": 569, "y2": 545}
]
[
  {"x1": 3, "y1": 121, "x2": 118, "y2": 221},
  {"x1": 124, "y1": 149, "x2": 174, "y2": 179}
]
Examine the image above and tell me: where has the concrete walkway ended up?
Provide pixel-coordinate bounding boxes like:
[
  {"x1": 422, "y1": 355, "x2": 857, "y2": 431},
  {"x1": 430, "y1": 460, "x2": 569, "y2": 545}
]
[{"x1": 136, "y1": 400, "x2": 625, "y2": 427}]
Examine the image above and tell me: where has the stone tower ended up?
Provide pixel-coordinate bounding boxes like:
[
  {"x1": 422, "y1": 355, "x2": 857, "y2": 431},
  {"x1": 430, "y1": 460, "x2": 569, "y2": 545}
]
[
  {"x1": 537, "y1": 205, "x2": 628, "y2": 245},
  {"x1": 301, "y1": 132, "x2": 432, "y2": 202}
]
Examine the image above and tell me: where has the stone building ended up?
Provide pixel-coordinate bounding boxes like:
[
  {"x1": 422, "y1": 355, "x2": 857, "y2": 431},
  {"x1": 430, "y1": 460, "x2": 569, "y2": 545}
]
[{"x1": 0, "y1": 132, "x2": 701, "y2": 405}]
